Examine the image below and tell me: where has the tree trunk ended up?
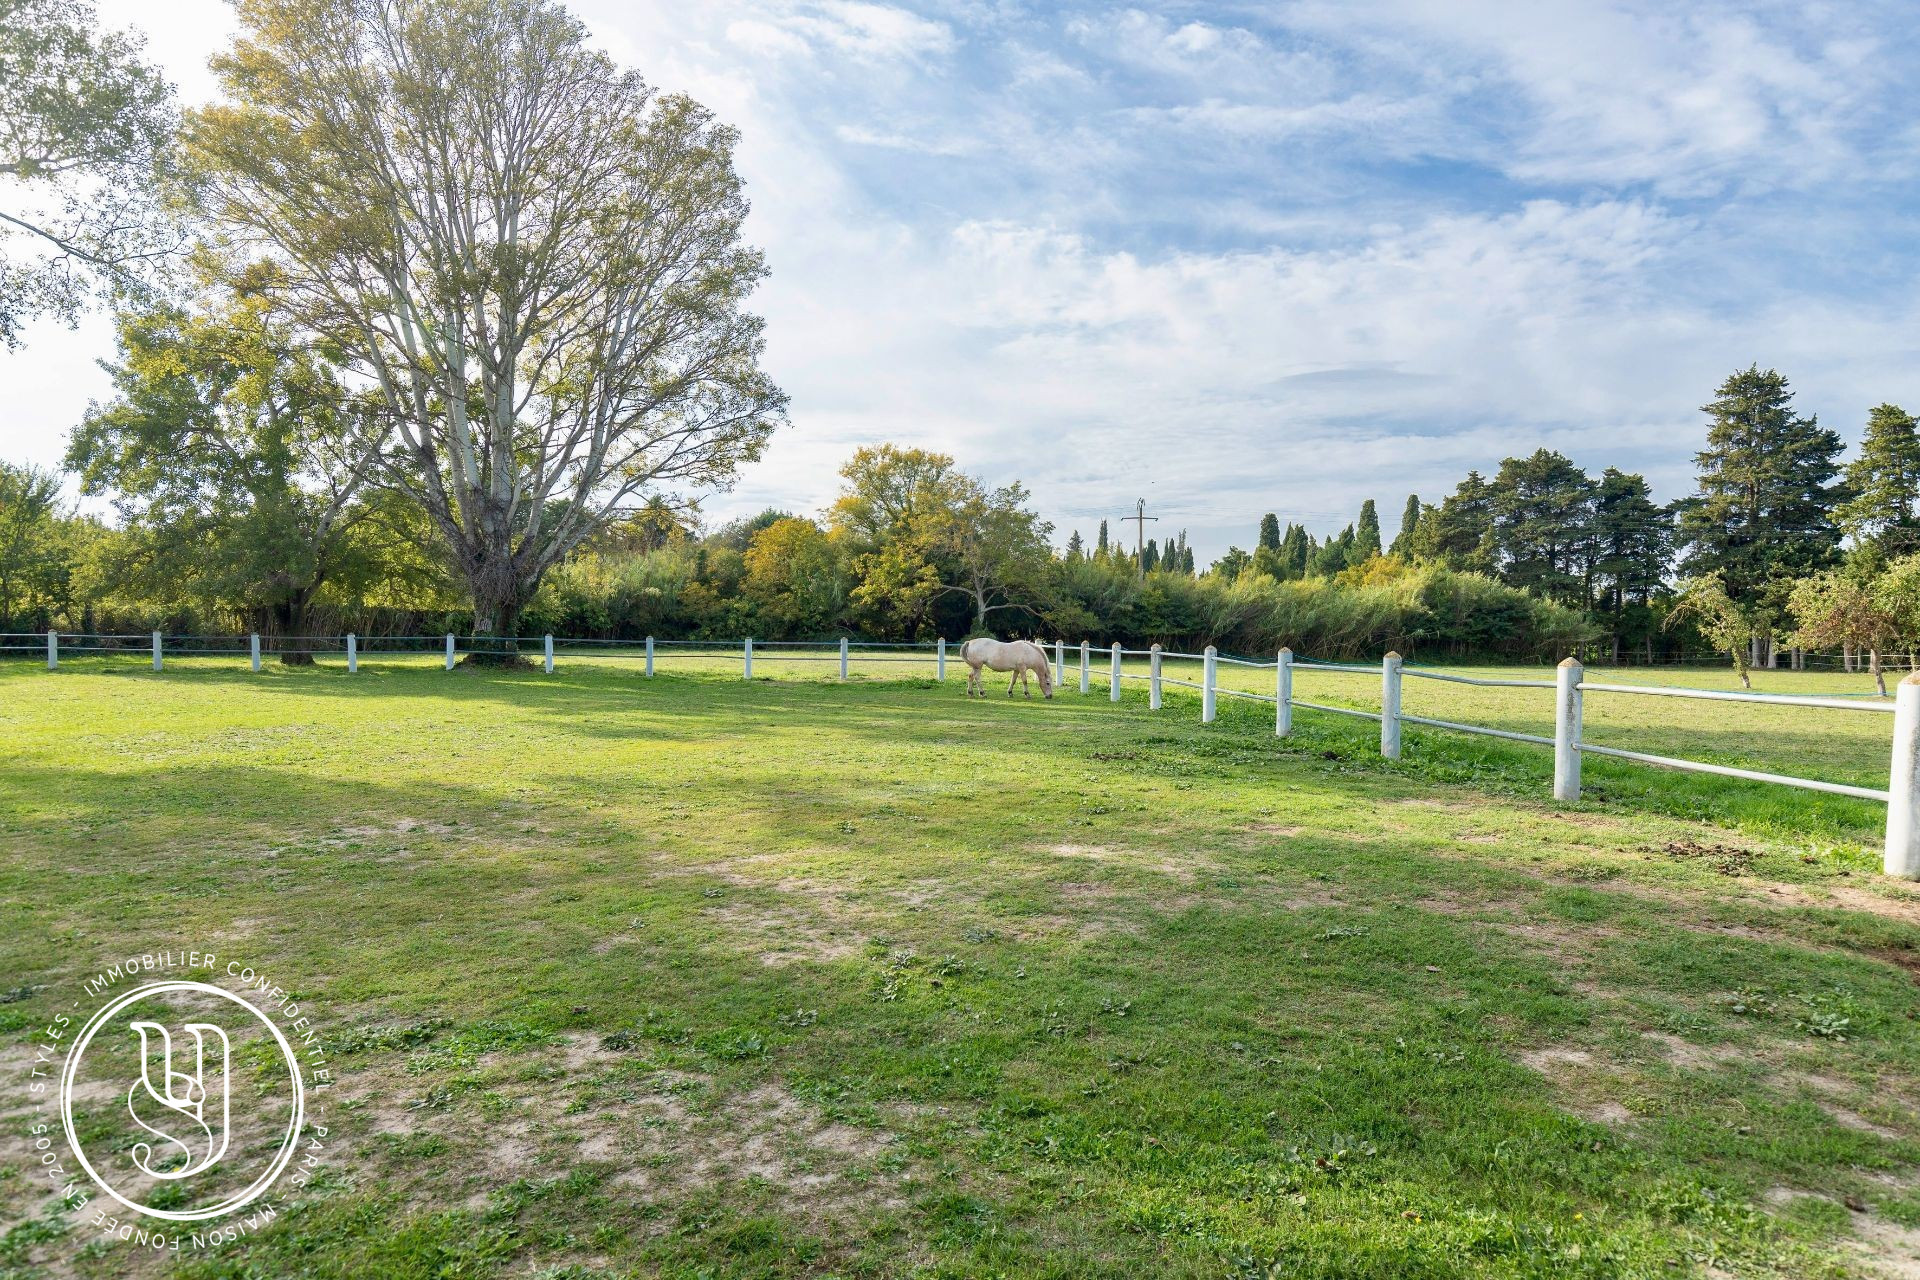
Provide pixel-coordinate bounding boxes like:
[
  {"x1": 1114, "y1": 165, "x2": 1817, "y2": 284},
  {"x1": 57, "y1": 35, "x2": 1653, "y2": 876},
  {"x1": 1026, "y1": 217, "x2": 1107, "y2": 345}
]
[
  {"x1": 271, "y1": 595, "x2": 316, "y2": 666},
  {"x1": 467, "y1": 584, "x2": 528, "y2": 665},
  {"x1": 1844, "y1": 641, "x2": 1855, "y2": 673},
  {"x1": 1871, "y1": 648, "x2": 1887, "y2": 698}
]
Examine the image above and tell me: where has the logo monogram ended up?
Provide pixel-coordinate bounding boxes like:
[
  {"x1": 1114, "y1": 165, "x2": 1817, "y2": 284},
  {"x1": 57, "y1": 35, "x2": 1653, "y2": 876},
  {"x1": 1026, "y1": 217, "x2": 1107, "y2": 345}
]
[
  {"x1": 127, "y1": 1021, "x2": 231, "y2": 1180},
  {"x1": 61, "y1": 979, "x2": 307, "y2": 1223}
]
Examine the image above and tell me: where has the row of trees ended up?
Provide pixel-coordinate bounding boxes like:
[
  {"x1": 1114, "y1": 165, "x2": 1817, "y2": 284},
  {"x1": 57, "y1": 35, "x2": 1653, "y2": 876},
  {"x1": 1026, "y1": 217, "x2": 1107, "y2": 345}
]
[{"x1": 1201, "y1": 368, "x2": 1916, "y2": 672}]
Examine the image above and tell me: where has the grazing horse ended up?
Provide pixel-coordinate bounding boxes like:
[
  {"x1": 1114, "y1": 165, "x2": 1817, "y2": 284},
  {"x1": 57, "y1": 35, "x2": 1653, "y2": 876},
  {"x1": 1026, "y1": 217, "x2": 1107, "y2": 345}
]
[{"x1": 959, "y1": 637, "x2": 1054, "y2": 699}]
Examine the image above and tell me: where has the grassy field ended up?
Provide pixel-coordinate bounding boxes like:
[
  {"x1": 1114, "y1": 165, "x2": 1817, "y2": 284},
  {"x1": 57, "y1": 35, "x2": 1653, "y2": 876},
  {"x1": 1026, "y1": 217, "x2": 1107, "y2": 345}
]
[{"x1": 3, "y1": 655, "x2": 1920, "y2": 1278}]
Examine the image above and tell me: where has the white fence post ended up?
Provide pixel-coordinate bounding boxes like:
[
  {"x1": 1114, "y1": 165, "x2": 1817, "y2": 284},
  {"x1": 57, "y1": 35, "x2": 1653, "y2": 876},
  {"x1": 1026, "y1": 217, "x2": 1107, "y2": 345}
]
[
  {"x1": 1054, "y1": 639, "x2": 1065, "y2": 689},
  {"x1": 743, "y1": 637, "x2": 753, "y2": 679},
  {"x1": 937, "y1": 637, "x2": 946, "y2": 681},
  {"x1": 250, "y1": 633, "x2": 261, "y2": 672},
  {"x1": 1554, "y1": 657, "x2": 1583, "y2": 802},
  {"x1": 645, "y1": 635, "x2": 655, "y2": 677},
  {"x1": 1109, "y1": 643, "x2": 1122, "y2": 702},
  {"x1": 1380, "y1": 651, "x2": 1402, "y2": 760},
  {"x1": 152, "y1": 630, "x2": 162, "y2": 671},
  {"x1": 543, "y1": 633, "x2": 554, "y2": 674},
  {"x1": 839, "y1": 637, "x2": 849, "y2": 680},
  {"x1": 1276, "y1": 648, "x2": 1292, "y2": 737},
  {"x1": 1888, "y1": 674, "x2": 1920, "y2": 877},
  {"x1": 1149, "y1": 644, "x2": 1163, "y2": 710},
  {"x1": 1202, "y1": 645, "x2": 1218, "y2": 723},
  {"x1": 1079, "y1": 641, "x2": 1090, "y2": 694},
  {"x1": 445, "y1": 633, "x2": 455, "y2": 670},
  {"x1": 347, "y1": 633, "x2": 358, "y2": 673},
  {"x1": 46, "y1": 629, "x2": 56, "y2": 670}
]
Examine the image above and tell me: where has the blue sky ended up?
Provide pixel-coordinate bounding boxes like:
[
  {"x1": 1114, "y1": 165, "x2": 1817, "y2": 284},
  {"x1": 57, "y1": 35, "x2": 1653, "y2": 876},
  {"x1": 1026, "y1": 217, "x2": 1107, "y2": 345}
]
[{"x1": 5, "y1": 0, "x2": 1919, "y2": 561}]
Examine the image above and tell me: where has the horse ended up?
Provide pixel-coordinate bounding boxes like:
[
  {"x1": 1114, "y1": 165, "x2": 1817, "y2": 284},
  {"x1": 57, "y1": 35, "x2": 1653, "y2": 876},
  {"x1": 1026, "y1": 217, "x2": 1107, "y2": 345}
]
[{"x1": 958, "y1": 637, "x2": 1054, "y2": 699}]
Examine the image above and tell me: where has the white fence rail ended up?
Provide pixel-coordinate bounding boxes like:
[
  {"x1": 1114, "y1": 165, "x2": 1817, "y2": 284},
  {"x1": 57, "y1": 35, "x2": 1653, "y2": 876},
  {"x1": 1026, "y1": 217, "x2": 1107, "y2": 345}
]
[{"x1": 13, "y1": 630, "x2": 1916, "y2": 878}]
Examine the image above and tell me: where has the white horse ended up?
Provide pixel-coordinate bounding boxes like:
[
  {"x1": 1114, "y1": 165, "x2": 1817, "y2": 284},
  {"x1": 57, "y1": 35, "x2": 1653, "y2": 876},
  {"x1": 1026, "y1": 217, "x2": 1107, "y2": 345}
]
[{"x1": 959, "y1": 638, "x2": 1054, "y2": 699}]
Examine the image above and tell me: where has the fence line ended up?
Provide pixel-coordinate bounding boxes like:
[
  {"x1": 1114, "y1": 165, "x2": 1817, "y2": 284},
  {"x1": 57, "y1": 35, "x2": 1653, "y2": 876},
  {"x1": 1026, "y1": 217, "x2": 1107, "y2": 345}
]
[{"x1": 20, "y1": 629, "x2": 1918, "y2": 878}]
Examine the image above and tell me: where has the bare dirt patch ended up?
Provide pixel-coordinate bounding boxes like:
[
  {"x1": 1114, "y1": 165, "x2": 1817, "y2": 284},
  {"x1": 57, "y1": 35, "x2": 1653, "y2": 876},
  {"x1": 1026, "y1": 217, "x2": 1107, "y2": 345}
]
[
  {"x1": 702, "y1": 900, "x2": 866, "y2": 966},
  {"x1": 1517, "y1": 1046, "x2": 1595, "y2": 1072},
  {"x1": 1584, "y1": 1101, "x2": 1633, "y2": 1125},
  {"x1": 1641, "y1": 1031, "x2": 1752, "y2": 1070},
  {"x1": 564, "y1": 1064, "x2": 911, "y2": 1220},
  {"x1": 1045, "y1": 842, "x2": 1206, "y2": 881}
]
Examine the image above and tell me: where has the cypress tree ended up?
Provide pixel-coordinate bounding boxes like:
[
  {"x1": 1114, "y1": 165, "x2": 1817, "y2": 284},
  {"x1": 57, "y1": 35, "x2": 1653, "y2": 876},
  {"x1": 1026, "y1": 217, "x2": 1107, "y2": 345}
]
[
  {"x1": 1281, "y1": 523, "x2": 1310, "y2": 578},
  {"x1": 1096, "y1": 519, "x2": 1109, "y2": 555},
  {"x1": 1258, "y1": 512, "x2": 1281, "y2": 551},
  {"x1": 1836, "y1": 403, "x2": 1920, "y2": 558},
  {"x1": 1353, "y1": 500, "x2": 1382, "y2": 563},
  {"x1": 1391, "y1": 494, "x2": 1421, "y2": 557},
  {"x1": 1142, "y1": 538, "x2": 1159, "y2": 573}
]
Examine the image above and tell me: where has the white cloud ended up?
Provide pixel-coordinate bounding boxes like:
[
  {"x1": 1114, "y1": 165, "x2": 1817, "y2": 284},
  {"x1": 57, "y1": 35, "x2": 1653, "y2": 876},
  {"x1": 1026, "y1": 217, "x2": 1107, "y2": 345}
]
[{"x1": 723, "y1": 1, "x2": 954, "y2": 63}]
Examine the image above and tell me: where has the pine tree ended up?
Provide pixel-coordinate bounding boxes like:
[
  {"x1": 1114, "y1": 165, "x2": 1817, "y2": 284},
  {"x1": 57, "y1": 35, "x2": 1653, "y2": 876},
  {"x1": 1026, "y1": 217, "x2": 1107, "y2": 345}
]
[
  {"x1": 1591, "y1": 468, "x2": 1671, "y2": 660},
  {"x1": 1390, "y1": 494, "x2": 1421, "y2": 557},
  {"x1": 1257, "y1": 512, "x2": 1281, "y2": 551},
  {"x1": 1836, "y1": 403, "x2": 1920, "y2": 558},
  {"x1": 1096, "y1": 519, "x2": 1109, "y2": 556},
  {"x1": 1488, "y1": 449, "x2": 1596, "y2": 607},
  {"x1": 1411, "y1": 471, "x2": 1496, "y2": 573},
  {"x1": 1066, "y1": 530, "x2": 1084, "y2": 560},
  {"x1": 1353, "y1": 500, "x2": 1382, "y2": 564},
  {"x1": 1677, "y1": 365, "x2": 1844, "y2": 607}
]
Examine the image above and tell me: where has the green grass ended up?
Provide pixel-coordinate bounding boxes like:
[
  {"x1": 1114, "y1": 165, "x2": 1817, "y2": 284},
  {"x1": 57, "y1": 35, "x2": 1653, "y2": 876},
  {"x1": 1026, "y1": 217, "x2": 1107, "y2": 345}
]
[{"x1": 3, "y1": 655, "x2": 1920, "y2": 1278}]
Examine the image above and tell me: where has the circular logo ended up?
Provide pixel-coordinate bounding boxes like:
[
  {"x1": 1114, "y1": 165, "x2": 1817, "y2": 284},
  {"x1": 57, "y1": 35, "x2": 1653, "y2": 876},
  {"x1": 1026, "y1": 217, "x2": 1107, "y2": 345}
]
[{"x1": 60, "y1": 979, "x2": 306, "y2": 1223}]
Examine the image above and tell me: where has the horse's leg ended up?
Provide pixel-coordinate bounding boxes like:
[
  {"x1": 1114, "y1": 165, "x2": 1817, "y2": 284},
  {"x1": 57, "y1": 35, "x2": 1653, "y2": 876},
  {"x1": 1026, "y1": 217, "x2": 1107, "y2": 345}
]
[{"x1": 1007, "y1": 668, "x2": 1018, "y2": 697}]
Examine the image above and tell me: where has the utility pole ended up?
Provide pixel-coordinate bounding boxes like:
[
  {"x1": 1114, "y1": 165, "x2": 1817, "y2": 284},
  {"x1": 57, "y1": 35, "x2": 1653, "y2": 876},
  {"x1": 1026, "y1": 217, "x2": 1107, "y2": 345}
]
[{"x1": 1118, "y1": 498, "x2": 1158, "y2": 576}]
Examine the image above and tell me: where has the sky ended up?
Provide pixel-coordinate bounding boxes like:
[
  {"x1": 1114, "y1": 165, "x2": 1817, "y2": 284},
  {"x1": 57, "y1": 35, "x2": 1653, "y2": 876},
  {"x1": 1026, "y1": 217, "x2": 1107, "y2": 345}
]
[{"x1": 5, "y1": 0, "x2": 1919, "y2": 563}]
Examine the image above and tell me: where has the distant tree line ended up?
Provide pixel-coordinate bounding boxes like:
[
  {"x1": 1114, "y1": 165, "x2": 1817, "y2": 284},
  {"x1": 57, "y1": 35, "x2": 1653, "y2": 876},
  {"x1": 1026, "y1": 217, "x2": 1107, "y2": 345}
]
[{"x1": 1192, "y1": 367, "x2": 1920, "y2": 676}]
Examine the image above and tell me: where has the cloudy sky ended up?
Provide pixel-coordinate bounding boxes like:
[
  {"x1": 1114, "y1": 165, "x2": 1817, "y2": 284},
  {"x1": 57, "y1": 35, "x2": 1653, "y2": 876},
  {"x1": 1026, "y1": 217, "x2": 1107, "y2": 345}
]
[{"x1": 5, "y1": 0, "x2": 1918, "y2": 561}]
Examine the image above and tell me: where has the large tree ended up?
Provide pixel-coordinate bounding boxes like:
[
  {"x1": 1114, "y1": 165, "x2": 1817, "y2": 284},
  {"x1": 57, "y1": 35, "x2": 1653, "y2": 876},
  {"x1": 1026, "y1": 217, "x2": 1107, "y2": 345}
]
[
  {"x1": 1487, "y1": 449, "x2": 1595, "y2": 606},
  {"x1": 1836, "y1": 403, "x2": 1920, "y2": 559},
  {"x1": 1589, "y1": 468, "x2": 1671, "y2": 660},
  {"x1": 0, "y1": 0, "x2": 178, "y2": 346},
  {"x1": 1410, "y1": 470, "x2": 1496, "y2": 574},
  {"x1": 0, "y1": 461, "x2": 69, "y2": 626},
  {"x1": 186, "y1": 0, "x2": 785, "y2": 646},
  {"x1": 830, "y1": 445, "x2": 1051, "y2": 633},
  {"x1": 1676, "y1": 366, "x2": 1843, "y2": 611},
  {"x1": 67, "y1": 299, "x2": 384, "y2": 660}
]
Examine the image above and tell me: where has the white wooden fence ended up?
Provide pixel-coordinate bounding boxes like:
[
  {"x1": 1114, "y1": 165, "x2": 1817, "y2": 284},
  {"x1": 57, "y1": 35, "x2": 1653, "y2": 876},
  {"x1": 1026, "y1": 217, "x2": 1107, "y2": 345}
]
[{"x1": 15, "y1": 630, "x2": 1916, "y2": 878}]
